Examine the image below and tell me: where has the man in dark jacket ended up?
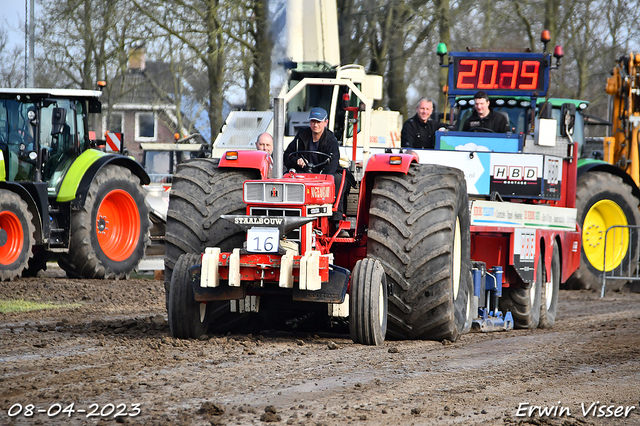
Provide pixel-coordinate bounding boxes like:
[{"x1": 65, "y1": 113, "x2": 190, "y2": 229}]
[
  {"x1": 462, "y1": 91, "x2": 510, "y2": 133},
  {"x1": 284, "y1": 107, "x2": 349, "y2": 225},
  {"x1": 401, "y1": 98, "x2": 440, "y2": 149},
  {"x1": 284, "y1": 107, "x2": 340, "y2": 174}
]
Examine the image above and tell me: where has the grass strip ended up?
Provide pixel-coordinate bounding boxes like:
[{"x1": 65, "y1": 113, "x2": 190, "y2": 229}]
[{"x1": 0, "y1": 299, "x2": 81, "y2": 314}]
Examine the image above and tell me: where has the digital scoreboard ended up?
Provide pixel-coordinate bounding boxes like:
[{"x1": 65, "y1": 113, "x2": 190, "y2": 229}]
[{"x1": 447, "y1": 52, "x2": 550, "y2": 97}]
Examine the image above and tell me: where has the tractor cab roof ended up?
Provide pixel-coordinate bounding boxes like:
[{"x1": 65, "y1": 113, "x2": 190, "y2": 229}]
[{"x1": 0, "y1": 88, "x2": 102, "y2": 99}]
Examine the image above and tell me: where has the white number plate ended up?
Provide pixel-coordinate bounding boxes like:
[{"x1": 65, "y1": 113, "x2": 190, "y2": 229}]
[{"x1": 247, "y1": 227, "x2": 280, "y2": 253}]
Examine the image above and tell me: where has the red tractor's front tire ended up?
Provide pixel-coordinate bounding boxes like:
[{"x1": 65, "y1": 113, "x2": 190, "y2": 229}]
[
  {"x1": 349, "y1": 258, "x2": 388, "y2": 346},
  {"x1": 164, "y1": 159, "x2": 259, "y2": 330},
  {"x1": 169, "y1": 253, "x2": 214, "y2": 338}
]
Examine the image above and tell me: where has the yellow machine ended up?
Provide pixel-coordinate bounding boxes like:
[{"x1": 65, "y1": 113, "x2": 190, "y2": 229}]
[
  {"x1": 604, "y1": 53, "x2": 640, "y2": 186},
  {"x1": 567, "y1": 53, "x2": 640, "y2": 291}
]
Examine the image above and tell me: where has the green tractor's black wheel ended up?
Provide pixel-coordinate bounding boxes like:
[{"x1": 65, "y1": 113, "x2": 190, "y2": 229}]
[
  {"x1": 58, "y1": 165, "x2": 150, "y2": 279},
  {"x1": 0, "y1": 190, "x2": 35, "y2": 281},
  {"x1": 21, "y1": 245, "x2": 51, "y2": 277}
]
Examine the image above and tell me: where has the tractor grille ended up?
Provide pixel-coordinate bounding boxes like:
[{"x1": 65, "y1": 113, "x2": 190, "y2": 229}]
[
  {"x1": 286, "y1": 184, "x2": 305, "y2": 201},
  {"x1": 244, "y1": 182, "x2": 305, "y2": 204},
  {"x1": 249, "y1": 207, "x2": 302, "y2": 242}
]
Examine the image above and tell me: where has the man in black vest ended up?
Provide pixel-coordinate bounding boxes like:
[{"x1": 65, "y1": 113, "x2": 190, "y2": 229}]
[{"x1": 401, "y1": 98, "x2": 440, "y2": 149}]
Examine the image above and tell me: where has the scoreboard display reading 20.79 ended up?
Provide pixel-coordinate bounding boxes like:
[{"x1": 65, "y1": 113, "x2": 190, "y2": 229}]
[{"x1": 448, "y1": 52, "x2": 550, "y2": 97}]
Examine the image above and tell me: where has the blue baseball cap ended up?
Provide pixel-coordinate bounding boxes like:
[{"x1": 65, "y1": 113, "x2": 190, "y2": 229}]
[{"x1": 309, "y1": 107, "x2": 328, "y2": 121}]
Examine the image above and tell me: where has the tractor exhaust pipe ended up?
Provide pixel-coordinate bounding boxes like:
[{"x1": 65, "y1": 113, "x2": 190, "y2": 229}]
[{"x1": 273, "y1": 97, "x2": 285, "y2": 179}]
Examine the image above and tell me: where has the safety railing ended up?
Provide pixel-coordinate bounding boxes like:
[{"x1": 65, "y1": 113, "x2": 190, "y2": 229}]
[{"x1": 601, "y1": 225, "x2": 640, "y2": 297}]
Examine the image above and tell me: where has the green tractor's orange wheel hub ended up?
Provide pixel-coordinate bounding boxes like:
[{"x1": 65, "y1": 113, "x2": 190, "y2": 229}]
[
  {"x1": 583, "y1": 199, "x2": 629, "y2": 272},
  {"x1": 95, "y1": 189, "x2": 140, "y2": 262},
  {"x1": 0, "y1": 211, "x2": 24, "y2": 265}
]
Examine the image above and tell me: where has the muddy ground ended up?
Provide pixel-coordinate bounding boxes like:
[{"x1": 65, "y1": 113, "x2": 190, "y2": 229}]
[{"x1": 1, "y1": 266, "x2": 639, "y2": 426}]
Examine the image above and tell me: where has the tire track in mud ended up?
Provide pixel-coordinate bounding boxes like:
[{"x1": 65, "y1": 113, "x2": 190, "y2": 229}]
[{"x1": 1, "y1": 276, "x2": 639, "y2": 425}]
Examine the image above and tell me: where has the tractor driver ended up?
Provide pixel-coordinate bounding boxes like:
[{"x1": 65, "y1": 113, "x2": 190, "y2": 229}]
[
  {"x1": 283, "y1": 107, "x2": 349, "y2": 225},
  {"x1": 462, "y1": 90, "x2": 510, "y2": 133}
]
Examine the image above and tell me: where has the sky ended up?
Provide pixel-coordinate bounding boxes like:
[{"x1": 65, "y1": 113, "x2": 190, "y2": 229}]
[{"x1": 1, "y1": 0, "x2": 32, "y2": 51}]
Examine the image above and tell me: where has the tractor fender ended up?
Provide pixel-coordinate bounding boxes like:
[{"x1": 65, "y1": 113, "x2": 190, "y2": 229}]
[
  {"x1": 0, "y1": 149, "x2": 6, "y2": 181},
  {"x1": 536, "y1": 232, "x2": 572, "y2": 286},
  {"x1": 577, "y1": 158, "x2": 640, "y2": 201},
  {"x1": 364, "y1": 152, "x2": 418, "y2": 174},
  {"x1": 0, "y1": 181, "x2": 45, "y2": 244},
  {"x1": 56, "y1": 149, "x2": 149, "y2": 209},
  {"x1": 219, "y1": 150, "x2": 271, "y2": 178}
]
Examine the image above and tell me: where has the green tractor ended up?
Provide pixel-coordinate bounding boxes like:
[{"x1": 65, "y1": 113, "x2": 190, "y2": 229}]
[{"x1": 0, "y1": 88, "x2": 150, "y2": 281}]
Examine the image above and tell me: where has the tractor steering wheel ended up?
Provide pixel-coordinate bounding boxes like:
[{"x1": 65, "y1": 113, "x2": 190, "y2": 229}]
[
  {"x1": 469, "y1": 127, "x2": 495, "y2": 133},
  {"x1": 288, "y1": 150, "x2": 332, "y2": 173}
]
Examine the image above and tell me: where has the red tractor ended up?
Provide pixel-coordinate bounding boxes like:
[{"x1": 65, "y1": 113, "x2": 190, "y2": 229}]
[
  {"x1": 164, "y1": 80, "x2": 472, "y2": 345},
  {"x1": 165, "y1": 35, "x2": 584, "y2": 344}
]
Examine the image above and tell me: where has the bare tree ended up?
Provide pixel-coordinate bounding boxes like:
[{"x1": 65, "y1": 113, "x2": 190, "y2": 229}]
[
  {"x1": 0, "y1": 27, "x2": 26, "y2": 88},
  {"x1": 404, "y1": 0, "x2": 471, "y2": 117},
  {"x1": 37, "y1": 0, "x2": 142, "y2": 89},
  {"x1": 385, "y1": 2, "x2": 436, "y2": 117},
  {"x1": 228, "y1": 0, "x2": 274, "y2": 111},
  {"x1": 336, "y1": 0, "x2": 372, "y2": 66},
  {"x1": 133, "y1": 0, "x2": 237, "y2": 136},
  {"x1": 21, "y1": 0, "x2": 640, "y2": 140},
  {"x1": 434, "y1": 0, "x2": 451, "y2": 114}
]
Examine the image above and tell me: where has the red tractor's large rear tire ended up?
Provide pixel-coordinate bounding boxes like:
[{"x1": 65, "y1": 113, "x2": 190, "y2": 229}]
[
  {"x1": 0, "y1": 190, "x2": 35, "y2": 281},
  {"x1": 367, "y1": 164, "x2": 473, "y2": 342},
  {"x1": 164, "y1": 159, "x2": 259, "y2": 330},
  {"x1": 566, "y1": 172, "x2": 640, "y2": 290},
  {"x1": 58, "y1": 165, "x2": 150, "y2": 279}
]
